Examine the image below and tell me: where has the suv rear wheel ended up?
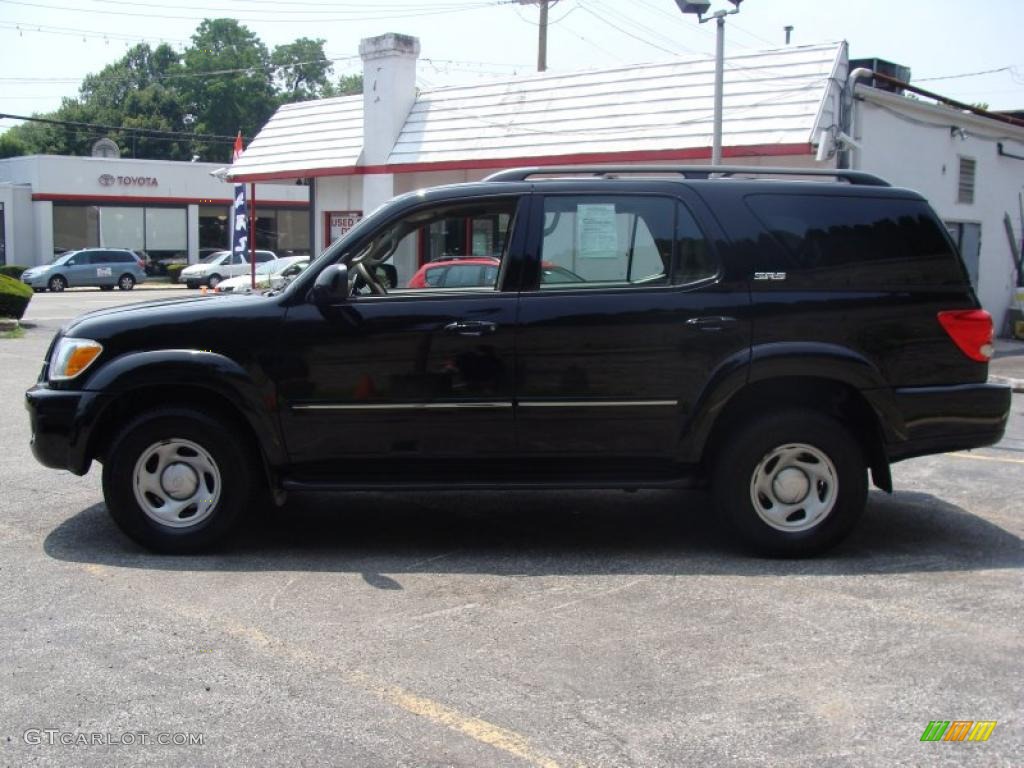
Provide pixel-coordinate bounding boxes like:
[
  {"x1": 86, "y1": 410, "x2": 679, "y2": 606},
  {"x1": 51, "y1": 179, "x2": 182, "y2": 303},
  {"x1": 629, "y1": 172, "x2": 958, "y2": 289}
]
[
  {"x1": 118, "y1": 273, "x2": 135, "y2": 290},
  {"x1": 102, "y1": 408, "x2": 252, "y2": 553},
  {"x1": 207, "y1": 274, "x2": 222, "y2": 288},
  {"x1": 713, "y1": 410, "x2": 867, "y2": 556}
]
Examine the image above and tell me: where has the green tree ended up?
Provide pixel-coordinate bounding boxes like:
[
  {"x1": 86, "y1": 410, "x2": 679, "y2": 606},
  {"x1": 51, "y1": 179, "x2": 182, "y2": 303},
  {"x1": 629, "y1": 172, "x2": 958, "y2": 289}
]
[
  {"x1": 180, "y1": 18, "x2": 277, "y2": 161},
  {"x1": 328, "y1": 73, "x2": 364, "y2": 97},
  {"x1": 272, "y1": 37, "x2": 333, "y2": 103},
  {"x1": 0, "y1": 131, "x2": 29, "y2": 158},
  {"x1": 7, "y1": 20, "x2": 348, "y2": 162}
]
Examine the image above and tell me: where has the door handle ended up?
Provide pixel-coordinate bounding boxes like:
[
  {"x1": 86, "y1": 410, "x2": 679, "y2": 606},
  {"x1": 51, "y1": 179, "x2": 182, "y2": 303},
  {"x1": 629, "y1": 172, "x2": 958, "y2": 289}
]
[
  {"x1": 686, "y1": 316, "x2": 737, "y2": 331},
  {"x1": 443, "y1": 320, "x2": 497, "y2": 337}
]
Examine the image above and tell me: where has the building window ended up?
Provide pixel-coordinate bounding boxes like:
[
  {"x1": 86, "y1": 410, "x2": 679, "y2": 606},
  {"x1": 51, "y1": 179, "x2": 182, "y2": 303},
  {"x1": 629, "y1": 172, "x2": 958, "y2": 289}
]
[
  {"x1": 53, "y1": 203, "x2": 186, "y2": 260},
  {"x1": 199, "y1": 204, "x2": 229, "y2": 251},
  {"x1": 957, "y1": 156, "x2": 976, "y2": 204}
]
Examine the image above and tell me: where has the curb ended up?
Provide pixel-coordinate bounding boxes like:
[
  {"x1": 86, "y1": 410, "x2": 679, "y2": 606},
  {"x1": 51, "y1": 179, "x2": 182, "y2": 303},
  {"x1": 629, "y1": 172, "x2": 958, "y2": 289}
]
[
  {"x1": 989, "y1": 375, "x2": 1024, "y2": 393},
  {"x1": 0, "y1": 318, "x2": 18, "y2": 332}
]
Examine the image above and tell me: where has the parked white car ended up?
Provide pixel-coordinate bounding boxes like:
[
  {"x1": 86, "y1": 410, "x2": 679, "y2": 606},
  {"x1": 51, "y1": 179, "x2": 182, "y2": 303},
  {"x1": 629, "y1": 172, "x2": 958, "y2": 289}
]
[
  {"x1": 180, "y1": 249, "x2": 279, "y2": 288},
  {"x1": 213, "y1": 256, "x2": 310, "y2": 294}
]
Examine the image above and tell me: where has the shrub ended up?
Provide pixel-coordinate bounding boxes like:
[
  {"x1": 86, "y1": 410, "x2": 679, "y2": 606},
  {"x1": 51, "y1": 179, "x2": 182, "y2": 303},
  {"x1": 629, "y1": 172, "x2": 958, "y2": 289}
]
[
  {"x1": 0, "y1": 265, "x2": 27, "y2": 279},
  {"x1": 0, "y1": 273, "x2": 32, "y2": 319},
  {"x1": 167, "y1": 264, "x2": 186, "y2": 283}
]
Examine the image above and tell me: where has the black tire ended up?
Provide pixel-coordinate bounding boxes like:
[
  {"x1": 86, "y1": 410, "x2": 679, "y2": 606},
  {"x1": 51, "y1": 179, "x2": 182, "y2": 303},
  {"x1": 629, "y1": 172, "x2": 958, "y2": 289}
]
[
  {"x1": 48, "y1": 275, "x2": 67, "y2": 292},
  {"x1": 207, "y1": 274, "x2": 222, "y2": 289},
  {"x1": 185, "y1": 280, "x2": 198, "y2": 289},
  {"x1": 101, "y1": 408, "x2": 254, "y2": 553},
  {"x1": 118, "y1": 273, "x2": 135, "y2": 290},
  {"x1": 100, "y1": 285, "x2": 114, "y2": 291},
  {"x1": 713, "y1": 410, "x2": 867, "y2": 557}
]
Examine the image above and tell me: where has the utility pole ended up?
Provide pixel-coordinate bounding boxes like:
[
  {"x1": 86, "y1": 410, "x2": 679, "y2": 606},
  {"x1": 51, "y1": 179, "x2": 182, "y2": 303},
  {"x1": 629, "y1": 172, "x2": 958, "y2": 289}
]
[
  {"x1": 518, "y1": 0, "x2": 555, "y2": 72},
  {"x1": 538, "y1": 0, "x2": 548, "y2": 72}
]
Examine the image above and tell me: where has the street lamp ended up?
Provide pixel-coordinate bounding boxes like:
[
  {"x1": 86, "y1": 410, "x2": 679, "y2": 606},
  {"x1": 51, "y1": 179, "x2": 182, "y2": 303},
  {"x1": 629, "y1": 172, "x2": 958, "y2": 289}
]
[{"x1": 676, "y1": 0, "x2": 744, "y2": 166}]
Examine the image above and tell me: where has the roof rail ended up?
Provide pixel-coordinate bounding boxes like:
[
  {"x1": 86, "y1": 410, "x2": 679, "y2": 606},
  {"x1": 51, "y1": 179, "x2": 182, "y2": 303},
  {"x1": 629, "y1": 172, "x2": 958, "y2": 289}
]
[{"x1": 482, "y1": 165, "x2": 891, "y2": 187}]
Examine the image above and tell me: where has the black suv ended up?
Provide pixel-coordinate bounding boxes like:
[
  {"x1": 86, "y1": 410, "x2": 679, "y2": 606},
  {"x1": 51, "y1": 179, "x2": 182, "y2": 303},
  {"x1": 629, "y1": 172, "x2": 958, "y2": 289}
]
[{"x1": 25, "y1": 166, "x2": 1011, "y2": 555}]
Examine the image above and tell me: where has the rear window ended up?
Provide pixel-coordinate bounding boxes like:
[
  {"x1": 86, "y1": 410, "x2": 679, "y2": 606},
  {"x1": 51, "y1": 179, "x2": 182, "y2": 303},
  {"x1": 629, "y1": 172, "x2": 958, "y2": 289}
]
[{"x1": 744, "y1": 194, "x2": 966, "y2": 289}]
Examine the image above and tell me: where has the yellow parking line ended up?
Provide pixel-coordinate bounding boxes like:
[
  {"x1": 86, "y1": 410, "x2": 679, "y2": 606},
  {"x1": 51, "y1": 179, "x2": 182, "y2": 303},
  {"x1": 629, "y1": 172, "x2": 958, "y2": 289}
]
[
  {"x1": 355, "y1": 674, "x2": 564, "y2": 768},
  {"x1": 947, "y1": 452, "x2": 1024, "y2": 465},
  {"x1": 79, "y1": 565, "x2": 567, "y2": 768}
]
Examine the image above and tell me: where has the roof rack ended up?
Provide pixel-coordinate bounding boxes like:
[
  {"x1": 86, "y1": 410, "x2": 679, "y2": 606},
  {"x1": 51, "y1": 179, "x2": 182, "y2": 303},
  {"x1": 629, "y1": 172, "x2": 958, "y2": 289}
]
[{"x1": 482, "y1": 165, "x2": 891, "y2": 187}]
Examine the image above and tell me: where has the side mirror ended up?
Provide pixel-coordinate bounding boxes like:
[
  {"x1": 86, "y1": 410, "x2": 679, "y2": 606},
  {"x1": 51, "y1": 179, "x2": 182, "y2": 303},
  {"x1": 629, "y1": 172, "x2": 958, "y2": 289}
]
[{"x1": 312, "y1": 263, "x2": 350, "y2": 305}]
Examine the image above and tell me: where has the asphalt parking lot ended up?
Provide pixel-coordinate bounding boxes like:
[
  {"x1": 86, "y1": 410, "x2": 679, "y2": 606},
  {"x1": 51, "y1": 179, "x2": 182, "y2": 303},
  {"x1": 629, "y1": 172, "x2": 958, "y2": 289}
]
[{"x1": 1, "y1": 289, "x2": 1022, "y2": 767}]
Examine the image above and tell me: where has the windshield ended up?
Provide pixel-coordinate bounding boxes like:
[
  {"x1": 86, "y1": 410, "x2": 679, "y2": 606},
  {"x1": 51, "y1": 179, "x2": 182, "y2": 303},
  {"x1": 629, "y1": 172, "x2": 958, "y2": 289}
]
[
  {"x1": 52, "y1": 252, "x2": 76, "y2": 266},
  {"x1": 253, "y1": 261, "x2": 280, "y2": 275},
  {"x1": 201, "y1": 251, "x2": 229, "y2": 264}
]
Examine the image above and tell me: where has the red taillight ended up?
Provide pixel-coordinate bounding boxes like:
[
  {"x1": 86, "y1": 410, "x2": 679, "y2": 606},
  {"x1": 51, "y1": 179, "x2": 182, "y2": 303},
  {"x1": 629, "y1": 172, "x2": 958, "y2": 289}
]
[{"x1": 937, "y1": 309, "x2": 994, "y2": 362}]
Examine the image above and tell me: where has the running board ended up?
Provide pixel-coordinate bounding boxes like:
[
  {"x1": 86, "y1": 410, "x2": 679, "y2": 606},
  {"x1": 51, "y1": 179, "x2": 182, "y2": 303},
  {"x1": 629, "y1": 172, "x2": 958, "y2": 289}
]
[{"x1": 281, "y1": 475, "x2": 702, "y2": 493}]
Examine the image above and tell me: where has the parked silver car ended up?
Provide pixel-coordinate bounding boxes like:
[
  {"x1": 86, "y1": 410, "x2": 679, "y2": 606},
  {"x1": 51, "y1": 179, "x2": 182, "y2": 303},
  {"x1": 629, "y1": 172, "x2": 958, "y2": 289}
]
[{"x1": 21, "y1": 248, "x2": 147, "y2": 292}]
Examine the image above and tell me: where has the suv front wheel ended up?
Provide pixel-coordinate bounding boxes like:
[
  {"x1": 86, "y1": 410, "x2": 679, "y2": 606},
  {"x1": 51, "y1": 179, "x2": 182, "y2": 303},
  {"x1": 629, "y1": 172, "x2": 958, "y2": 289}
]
[
  {"x1": 713, "y1": 410, "x2": 867, "y2": 557},
  {"x1": 102, "y1": 407, "x2": 252, "y2": 553}
]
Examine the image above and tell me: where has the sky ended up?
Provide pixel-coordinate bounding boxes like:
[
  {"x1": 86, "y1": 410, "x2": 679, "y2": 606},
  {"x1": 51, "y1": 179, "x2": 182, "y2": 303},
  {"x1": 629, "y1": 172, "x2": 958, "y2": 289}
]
[{"x1": 1, "y1": 0, "x2": 1022, "y2": 135}]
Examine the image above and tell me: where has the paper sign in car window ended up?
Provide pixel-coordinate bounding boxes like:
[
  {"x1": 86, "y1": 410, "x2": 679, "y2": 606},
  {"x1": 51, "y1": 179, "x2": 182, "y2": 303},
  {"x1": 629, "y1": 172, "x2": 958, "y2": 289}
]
[
  {"x1": 97, "y1": 267, "x2": 112, "y2": 277},
  {"x1": 576, "y1": 204, "x2": 619, "y2": 259}
]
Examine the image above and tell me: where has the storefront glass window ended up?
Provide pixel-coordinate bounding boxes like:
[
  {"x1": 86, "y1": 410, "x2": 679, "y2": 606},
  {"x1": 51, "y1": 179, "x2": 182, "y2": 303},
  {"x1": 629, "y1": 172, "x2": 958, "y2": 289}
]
[
  {"x1": 199, "y1": 204, "x2": 229, "y2": 251},
  {"x1": 53, "y1": 205, "x2": 100, "y2": 254},
  {"x1": 145, "y1": 208, "x2": 187, "y2": 251},
  {"x1": 99, "y1": 207, "x2": 144, "y2": 250},
  {"x1": 276, "y1": 209, "x2": 310, "y2": 255}
]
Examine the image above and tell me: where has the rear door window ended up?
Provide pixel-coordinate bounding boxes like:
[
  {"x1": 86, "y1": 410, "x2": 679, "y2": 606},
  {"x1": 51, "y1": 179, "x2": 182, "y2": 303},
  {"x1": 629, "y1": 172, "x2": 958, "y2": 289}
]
[
  {"x1": 536, "y1": 196, "x2": 715, "y2": 290},
  {"x1": 745, "y1": 194, "x2": 966, "y2": 289}
]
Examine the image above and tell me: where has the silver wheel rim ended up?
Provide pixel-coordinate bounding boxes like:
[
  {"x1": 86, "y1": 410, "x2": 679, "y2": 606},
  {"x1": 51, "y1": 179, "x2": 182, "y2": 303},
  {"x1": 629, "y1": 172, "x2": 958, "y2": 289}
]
[
  {"x1": 208, "y1": 275, "x2": 220, "y2": 288},
  {"x1": 749, "y1": 443, "x2": 838, "y2": 532},
  {"x1": 120, "y1": 275, "x2": 133, "y2": 289},
  {"x1": 132, "y1": 438, "x2": 222, "y2": 529},
  {"x1": 50, "y1": 278, "x2": 64, "y2": 292}
]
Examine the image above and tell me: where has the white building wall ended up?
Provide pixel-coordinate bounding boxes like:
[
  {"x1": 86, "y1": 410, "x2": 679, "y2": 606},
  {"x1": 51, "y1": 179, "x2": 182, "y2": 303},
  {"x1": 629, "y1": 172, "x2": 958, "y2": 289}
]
[
  {"x1": 313, "y1": 176, "x2": 363, "y2": 255},
  {"x1": 854, "y1": 92, "x2": 1024, "y2": 333},
  {"x1": 0, "y1": 155, "x2": 309, "y2": 267},
  {"x1": 32, "y1": 200, "x2": 53, "y2": 265},
  {"x1": 0, "y1": 155, "x2": 309, "y2": 203},
  {"x1": 0, "y1": 183, "x2": 37, "y2": 267}
]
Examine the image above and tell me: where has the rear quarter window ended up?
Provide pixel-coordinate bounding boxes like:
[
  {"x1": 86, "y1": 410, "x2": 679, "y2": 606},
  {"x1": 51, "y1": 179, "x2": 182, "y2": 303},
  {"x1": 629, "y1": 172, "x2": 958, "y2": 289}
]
[{"x1": 744, "y1": 194, "x2": 967, "y2": 290}]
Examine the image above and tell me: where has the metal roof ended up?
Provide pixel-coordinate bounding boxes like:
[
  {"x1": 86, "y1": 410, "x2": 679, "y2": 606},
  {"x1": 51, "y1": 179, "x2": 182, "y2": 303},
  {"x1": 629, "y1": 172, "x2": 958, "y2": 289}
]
[
  {"x1": 392, "y1": 43, "x2": 844, "y2": 166},
  {"x1": 228, "y1": 43, "x2": 844, "y2": 179},
  {"x1": 228, "y1": 94, "x2": 363, "y2": 180}
]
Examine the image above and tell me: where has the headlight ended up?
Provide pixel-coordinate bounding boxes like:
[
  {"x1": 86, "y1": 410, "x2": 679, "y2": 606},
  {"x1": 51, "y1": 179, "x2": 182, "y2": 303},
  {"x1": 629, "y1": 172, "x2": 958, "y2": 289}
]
[{"x1": 49, "y1": 338, "x2": 104, "y2": 381}]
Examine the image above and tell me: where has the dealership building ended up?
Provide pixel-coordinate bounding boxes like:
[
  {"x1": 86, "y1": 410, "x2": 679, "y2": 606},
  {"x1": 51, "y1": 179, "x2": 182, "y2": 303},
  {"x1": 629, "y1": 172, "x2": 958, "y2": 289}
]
[{"x1": 0, "y1": 154, "x2": 310, "y2": 267}]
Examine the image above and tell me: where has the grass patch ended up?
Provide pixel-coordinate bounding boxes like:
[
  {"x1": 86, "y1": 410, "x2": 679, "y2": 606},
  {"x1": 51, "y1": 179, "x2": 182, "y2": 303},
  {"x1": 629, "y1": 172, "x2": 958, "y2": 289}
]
[{"x1": 1, "y1": 326, "x2": 25, "y2": 339}]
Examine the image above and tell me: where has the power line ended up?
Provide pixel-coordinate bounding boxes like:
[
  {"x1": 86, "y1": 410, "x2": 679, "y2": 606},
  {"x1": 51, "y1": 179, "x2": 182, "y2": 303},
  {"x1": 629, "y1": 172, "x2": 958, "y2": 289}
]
[
  {"x1": 577, "y1": 4, "x2": 680, "y2": 57},
  {"x1": 0, "y1": 20, "x2": 190, "y2": 46},
  {"x1": 0, "y1": 112, "x2": 241, "y2": 143},
  {"x1": 0, "y1": 0, "x2": 511, "y2": 22},
  {"x1": 916, "y1": 65, "x2": 1013, "y2": 82},
  {"x1": 80, "y1": 0, "x2": 501, "y2": 9}
]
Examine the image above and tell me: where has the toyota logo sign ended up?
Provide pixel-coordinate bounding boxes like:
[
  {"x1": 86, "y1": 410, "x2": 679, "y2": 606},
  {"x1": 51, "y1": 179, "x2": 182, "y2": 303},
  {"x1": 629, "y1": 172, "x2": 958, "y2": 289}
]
[{"x1": 98, "y1": 174, "x2": 116, "y2": 187}]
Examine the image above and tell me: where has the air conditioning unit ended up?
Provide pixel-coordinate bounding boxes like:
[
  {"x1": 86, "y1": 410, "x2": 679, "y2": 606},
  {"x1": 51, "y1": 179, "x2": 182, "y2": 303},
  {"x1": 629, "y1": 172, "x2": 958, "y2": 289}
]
[{"x1": 849, "y1": 58, "x2": 912, "y2": 95}]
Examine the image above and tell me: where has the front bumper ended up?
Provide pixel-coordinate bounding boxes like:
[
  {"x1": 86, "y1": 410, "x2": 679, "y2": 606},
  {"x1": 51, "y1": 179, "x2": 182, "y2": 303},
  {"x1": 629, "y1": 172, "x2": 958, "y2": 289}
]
[
  {"x1": 25, "y1": 385, "x2": 108, "y2": 475},
  {"x1": 21, "y1": 273, "x2": 47, "y2": 288},
  {"x1": 886, "y1": 382, "x2": 1012, "y2": 462}
]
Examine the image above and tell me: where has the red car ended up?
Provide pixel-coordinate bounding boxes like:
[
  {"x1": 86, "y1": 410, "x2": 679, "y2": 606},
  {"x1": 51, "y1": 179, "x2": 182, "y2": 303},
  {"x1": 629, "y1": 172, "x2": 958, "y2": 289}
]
[
  {"x1": 407, "y1": 256, "x2": 583, "y2": 289},
  {"x1": 407, "y1": 256, "x2": 500, "y2": 289}
]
